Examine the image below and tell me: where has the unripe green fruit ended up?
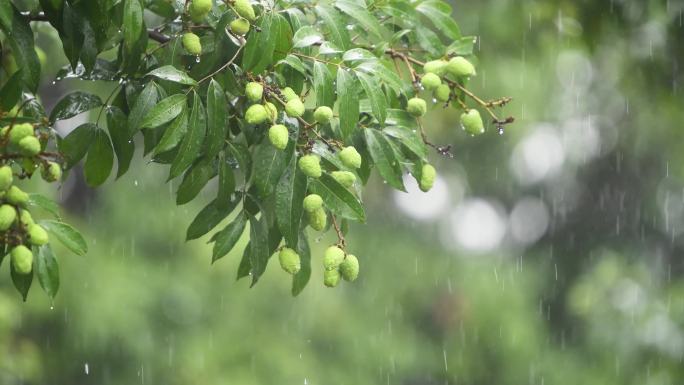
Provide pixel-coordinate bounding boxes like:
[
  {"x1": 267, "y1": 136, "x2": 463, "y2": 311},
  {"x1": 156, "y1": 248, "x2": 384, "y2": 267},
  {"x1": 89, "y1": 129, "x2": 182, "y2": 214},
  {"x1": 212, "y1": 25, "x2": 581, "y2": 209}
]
[
  {"x1": 407, "y1": 97, "x2": 427, "y2": 117},
  {"x1": 6, "y1": 186, "x2": 29, "y2": 207},
  {"x1": 281, "y1": 87, "x2": 298, "y2": 102},
  {"x1": 423, "y1": 60, "x2": 448, "y2": 75},
  {"x1": 331, "y1": 171, "x2": 356, "y2": 188},
  {"x1": 27, "y1": 224, "x2": 49, "y2": 246},
  {"x1": 20, "y1": 210, "x2": 33, "y2": 226},
  {"x1": 285, "y1": 98, "x2": 305, "y2": 118},
  {"x1": 338, "y1": 146, "x2": 362, "y2": 169},
  {"x1": 9, "y1": 123, "x2": 34, "y2": 146},
  {"x1": 420, "y1": 73, "x2": 441, "y2": 91},
  {"x1": 323, "y1": 246, "x2": 345, "y2": 271},
  {"x1": 0, "y1": 204, "x2": 17, "y2": 231},
  {"x1": 434, "y1": 84, "x2": 451, "y2": 102},
  {"x1": 245, "y1": 82, "x2": 263, "y2": 102},
  {"x1": 189, "y1": 0, "x2": 213, "y2": 22},
  {"x1": 460, "y1": 109, "x2": 485, "y2": 135},
  {"x1": 323, "y1": 269, "x2": 340, "y2": 288},
  {"x1": 278, "y1": 247, "x2": 301, "y2": 275},
  {"x1": 298, "y1": 155, "x2": 321, "y2": 178},
  {"x1": 307, "y1": 207, "x2": 327, "y2": 231},
  {"x1": 313, "y1": 106, "x2": 333, "y2": 124},
  {"x1": 230, "y1": 18, "x2": 250, "y2": 35},
  {"x1": 182, "y1": 33, "x2": 202, "y2": 56},
  {"x1": 18, "y1": 136, "x2": 41, "y2": 157},
  {"x1": 419, "y1": 164, "x2": 436, "y2": 192},
  {"x1": 268, "y1": 124, "x2": 289, "y2": 150},
  {"x1": 340, "y1": 254, "x2": 359, "y2": 282},
  {"x1": 447, "y1": 56, "x2": 476, "y2": 77},
  {"x1": 41, "y1": 162, "x2": 62, "y2": 183},
  {"x1": 234, "y1": 0, "x2": 256, "y2": 21},
  {"x1": 11, "y1": 245, "x2": 32, "y2": 275},
  {"x1": 245, "y1": 104, "x2": 268, "y2": 125},
  {"x1": 302, "y1": 194, "x2": 323, "y2": 212},
  {"x1": 264, "y1": 102, "x2": 278, "y2": 122},
  {"x1": 0, "y1": 165, "x2": 13, "y2": 191}
]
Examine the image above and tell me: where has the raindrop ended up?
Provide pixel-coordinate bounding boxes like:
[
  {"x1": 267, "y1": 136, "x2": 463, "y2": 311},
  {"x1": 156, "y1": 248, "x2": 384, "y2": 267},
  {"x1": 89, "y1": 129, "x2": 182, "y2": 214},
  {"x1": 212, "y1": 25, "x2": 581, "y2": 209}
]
[
  {"x1": 84, "y1": 362, "x2": 90, "y2": 375},
  {"x1": 195, "y1": 56, "x2": 201, "y2": 63}
]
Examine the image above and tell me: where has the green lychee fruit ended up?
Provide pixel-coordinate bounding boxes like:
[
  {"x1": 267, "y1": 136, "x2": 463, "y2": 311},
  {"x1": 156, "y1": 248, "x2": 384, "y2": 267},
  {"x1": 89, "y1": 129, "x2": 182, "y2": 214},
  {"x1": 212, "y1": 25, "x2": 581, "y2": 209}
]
[
  {"x1": 0, "y1": 204, "x2": 17, "y2": 231},
  {"x1": 41, "y1": 162, "x2": 62, "y2": 183},
  {"x1": 20, "y1": 210, "x2": 33, "y2": 226},
  {"x1": 6, "y1": 185, "x2": 28, "y2": 207},
  {"x1": 27, "y1": 224, "x2": 48, "y2": 246},
  {"x1": 460, "y1": 109, "x2": 484, "y2": 135},
  {"x1": 0, "y1": 165, "x2": 13, "y2": 191},
  {"x1": 268, "y1": 124, "x2": 289, "y2": 150},
  {"x1": 331, "y1": 171, "x2": 356, "y2": 188},
  {"x1": 407, "y1": 97, "x2": 427, "y2": 117},
  {"x1": 230, "y1": 18, "x2": 250, "y2": 35},
  {"x1": 419, "y1": 163, "x2": 436, "y2": 192},
  {"x1": 189, "y1": 0, "x2": 213, "y2": 22},
  {"x1": 323, "y1": 246, "x2": 345, "y2": 271},
  {"x1": 323, "y1": 269, "x2": 340, "y2": 287},
  {"x1": 281, "y1": 87, "x2": 297, "y2": 102},
  {"x1": 313, "y1": 106, "x2": 333, "y2": 124},
  {"x1": 423, "y1": 60, "x2": 448, "y2": 75},
  {"x1": 340, "y1": 254, "x2": 359, "y2": 282},
  {"x1": 245, "y1": 104, "x2": 268, "y2": 125},
  {"x1": 182, "y1": 32, "x2": 202, "y2": 56},
  {"x1": 285, "y1": 98, "x2": 305, "y2": 118},
  {"x1": 264, "y1": 102, "x2": 278, "y2": 122},
  {"x1": 278, "y1": 247, "x2": 301, "y2": 275},
  {"x1": 447, "y1": 56, "x2": 476, "y2": 77},
  {"x1": 338, "y1": 146, "x2": 362, "y2": 169},
  {"x1": 11, "y1": 245, "x2": 33, "y2": 275},
  {"x1": 298, "y1": 155, "x2": 321, "y2": 178},
  {"x1": 234, "y1": 0, "x2": 256, "y2": 21},
  {"x1": 434, "y1": 84, "x2": 451, "y2": 102},
  {"x1": 420, "y1": 73, "x2": 441, "y2": 91},
  {"x1": 245, "y1": 82, "x2": 263, "y2": 102},
  {"x1": 8, "y1": 123, "x2": 34, "y2": 146},
  {"x1": 303, "y1": 194, "x2": 323, "y2": 212},
  {"x1": 18, "y1": 136, "x2": 41, "y2": 157},
  {"x1": 307, "y1": 207, "x2": 327, "y2": 231}
]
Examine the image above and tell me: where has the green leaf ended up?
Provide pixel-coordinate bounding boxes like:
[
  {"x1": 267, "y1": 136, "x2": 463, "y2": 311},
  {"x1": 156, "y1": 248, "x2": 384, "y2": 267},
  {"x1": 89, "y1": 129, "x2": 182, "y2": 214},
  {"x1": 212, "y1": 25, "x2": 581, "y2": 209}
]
[
  {"x1": 252, "y1": 140, "x2": 294, "y2": 198},
  {"x1": 0, "y1": 1, "x2": 12, "y2": 30},
  {"x1": 127, "y1": 81, "x2": 159, "y2": 137},
  {"x1": 176, "y1": 158, "x2": 214, "y2": 205},
  {"x1": 49, "y1": 92, "x2": 103, "y2": 123},
  {"x1": 356, "y1": 71, "x2": 388, "y2": 124},
  {"x1": 186, "y1": 196, "x2": 240, "y2": 240},
  {"x1": 28, "y1": 194, "x2": 62, "y2": 220},
  {"x1": 313, "y1": 62, "x2": 334, "y2": 108},
  {"x1": 11, "y1": 260, "x2": 32, "y2": 301},
  {"x1": 39, "y1": 220, "x2": 88, "y2": 256},
  {"x1": 242, "y1": 13, "x2": 276, "y2": 74},
  {"x1": 415, "y1": 0, "x2": 461, "y2": 40},
  {"x1": 106, "y1": 106, "x2": 135, "y2": 178},
  {"x1": 291, "y1": 231, "x2": 311, "y2": 296},
  {"x1": 0, "y1": 8, "x2": 41, "y2": 91},
  {"x1": 217, "y1": 152, "x2": 236, "y2": 209},
  {"x1": 122, "y1": 0, "x2": 146, "y2": 73},
  {"x1": 204, "y1": 80, "x2": 227, "y2": 160},
  {"x1": 275, "y1": 157, "x2": 308, "y2": 248},
  {"x1": 309, "y1": 173, "x2": 366, "y2": 222},
  {"x1": 84, "y1": 129, "x2": 114, "y2": 187},
  {"x1": 336, "y1": 68, "x2": 359, "y2": 139},
  {"x1": 170, "y1": 92, "x2": 206, "y2": 180},
  {"x1": 35, "y1": 245, "x2": 60, "y2": 300},
  {"x1": 153, "y1": 108, "x2": 188, "y2": 156},
  {"x1": 59, "y1": 123, "x2": 97, "y2": 168},
  {"x1": 226, "y1": 141, "x2": 252, "y2": 183},
  {"x1": 140, "y1": 94, "x2": 186, "y2": 130},
  {"x1": 292, "y1": 26, "x2": 323, "y2": 48},
  {"x1": 335, "y1": 0, "x2": 389, "y2": 39},
  {"x1": 364, "y1": 129, "x2": 406, "y2": 191},
  {"x1": 248, "y1": 214, "x2": 270, "y2": 286},
  {"x1": 212, "y1": 214, "x2": 247, "y2": 263},
  {"x1": 384, "y1": 126, "x2": 427, "y2": 160},
  {"x1": 0, "y1": 69, "x2": 23, "y2": 111},
  {"x1": 315, "y1": 5, "x2": 351, "y2": 50},
  {"x1": 446, "y1": 36, "x2": 477, "y2": 56},
  {"x1": 146, "y1": 66, "x2": 198, "y2": 86},
  {"x1": 272, "y1": 13, "x2": 293, "y2": 62}
]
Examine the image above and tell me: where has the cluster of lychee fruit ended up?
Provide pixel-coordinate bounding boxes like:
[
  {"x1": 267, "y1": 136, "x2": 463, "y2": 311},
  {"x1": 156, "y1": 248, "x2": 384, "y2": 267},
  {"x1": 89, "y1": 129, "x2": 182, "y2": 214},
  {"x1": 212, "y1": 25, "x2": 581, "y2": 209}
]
[
  {"x1": 0, "y1": 123, "x2": 62, "y2": 182},
  {"x1": 278, "y1": 245, "x2": 359, "y2": 288},
  {"x1": 405, "y1": 55, "x2": 485, "y2": 136},
  {"x1": 182, "y1": 0, "x2": 256, "y2": 56}
]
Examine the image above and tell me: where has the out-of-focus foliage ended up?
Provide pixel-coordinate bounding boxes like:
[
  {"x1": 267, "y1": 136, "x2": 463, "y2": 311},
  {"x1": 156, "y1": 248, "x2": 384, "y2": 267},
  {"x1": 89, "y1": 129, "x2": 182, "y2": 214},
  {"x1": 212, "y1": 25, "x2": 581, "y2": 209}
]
[{"x1": 2, "y1": 0, "x2": 684, "y2": 384}]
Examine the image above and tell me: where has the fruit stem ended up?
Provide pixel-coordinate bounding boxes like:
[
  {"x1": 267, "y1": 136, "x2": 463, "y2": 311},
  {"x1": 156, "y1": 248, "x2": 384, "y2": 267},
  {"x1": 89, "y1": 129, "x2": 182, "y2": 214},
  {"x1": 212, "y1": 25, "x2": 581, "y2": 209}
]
[{"x1": 331, "y1": 215, "x2": 346, "y2": 249}]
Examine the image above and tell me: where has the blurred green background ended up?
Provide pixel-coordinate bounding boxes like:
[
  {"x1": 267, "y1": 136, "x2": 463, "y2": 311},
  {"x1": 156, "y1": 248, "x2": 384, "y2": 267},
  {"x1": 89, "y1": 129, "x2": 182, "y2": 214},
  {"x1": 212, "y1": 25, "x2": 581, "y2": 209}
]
[{"x1": 3, "y1": 0, "x2": 684, "y2": 384}]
